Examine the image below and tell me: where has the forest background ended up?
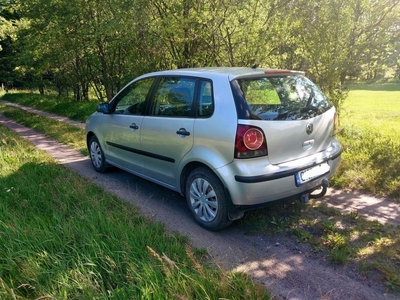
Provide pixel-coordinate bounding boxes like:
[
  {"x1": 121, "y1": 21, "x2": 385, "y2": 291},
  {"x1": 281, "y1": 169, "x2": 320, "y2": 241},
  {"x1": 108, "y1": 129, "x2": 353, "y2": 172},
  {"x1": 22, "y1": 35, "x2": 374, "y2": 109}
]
[{"x1": 0, "y1": 0, "x2": 399, "y2": 109}]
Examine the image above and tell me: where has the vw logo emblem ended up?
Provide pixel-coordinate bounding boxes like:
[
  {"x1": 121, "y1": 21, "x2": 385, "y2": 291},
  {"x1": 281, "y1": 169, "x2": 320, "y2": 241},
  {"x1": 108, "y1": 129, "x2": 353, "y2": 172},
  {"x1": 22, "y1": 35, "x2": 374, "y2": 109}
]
[{"x1": 306, "y1": 123, "x2": 313, "y2": 135}]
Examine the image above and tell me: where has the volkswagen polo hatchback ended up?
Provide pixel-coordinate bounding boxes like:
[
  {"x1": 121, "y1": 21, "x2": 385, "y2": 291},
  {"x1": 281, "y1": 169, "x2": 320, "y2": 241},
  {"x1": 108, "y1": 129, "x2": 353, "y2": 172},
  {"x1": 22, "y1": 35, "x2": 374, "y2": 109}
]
[{"x1": 85, "y1": 67, "x2": 342, "y2": 230}]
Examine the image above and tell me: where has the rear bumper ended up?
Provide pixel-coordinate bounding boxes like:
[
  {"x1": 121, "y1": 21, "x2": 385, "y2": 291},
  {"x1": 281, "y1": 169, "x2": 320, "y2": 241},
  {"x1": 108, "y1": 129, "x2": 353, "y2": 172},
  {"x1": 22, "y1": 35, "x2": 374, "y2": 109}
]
[
  {"x1": 235, "y1": 146, "x2": 341, "y2": 184},
  {"x1": 218, "y1": 140, "x2": 342, "y2": 206}
]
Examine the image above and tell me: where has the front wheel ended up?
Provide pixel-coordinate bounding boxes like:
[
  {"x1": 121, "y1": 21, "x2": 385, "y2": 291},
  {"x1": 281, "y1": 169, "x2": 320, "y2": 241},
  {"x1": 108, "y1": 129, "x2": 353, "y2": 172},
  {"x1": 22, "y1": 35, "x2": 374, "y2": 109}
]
[
  {"x1": 185, "y1": 167, "x2": 232, "y2": 231},
  {"x1": 88, "y1": 135, "x2": 108, "y2": 173}
]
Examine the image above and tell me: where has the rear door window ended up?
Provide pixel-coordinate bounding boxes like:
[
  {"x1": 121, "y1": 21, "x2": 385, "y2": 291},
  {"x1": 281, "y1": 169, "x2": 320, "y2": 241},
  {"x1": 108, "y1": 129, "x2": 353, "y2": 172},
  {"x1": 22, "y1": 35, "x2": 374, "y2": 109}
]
[
  {"x1": 232, "y1": 76, "x2": 333, "y2": 120},
  {"x1": 150, "y1": 77, "x2": 196, "y2": 117}
]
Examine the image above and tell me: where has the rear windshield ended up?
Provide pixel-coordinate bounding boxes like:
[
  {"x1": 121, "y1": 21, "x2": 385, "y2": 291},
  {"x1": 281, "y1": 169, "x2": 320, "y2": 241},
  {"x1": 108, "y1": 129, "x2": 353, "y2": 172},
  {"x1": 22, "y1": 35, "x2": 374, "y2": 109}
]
[{"x1": 231, "y1": 75, "x2": 333, "y2": 120}]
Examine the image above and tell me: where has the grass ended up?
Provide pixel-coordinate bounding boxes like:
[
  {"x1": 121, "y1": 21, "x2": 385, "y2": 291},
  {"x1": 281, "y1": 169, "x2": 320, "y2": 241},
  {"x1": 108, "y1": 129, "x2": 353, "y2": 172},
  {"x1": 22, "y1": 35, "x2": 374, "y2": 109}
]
[
  {"x1": 0, "y1": 83, "x2": 399, "y2": 293},
  {"x1": 331, "y1": 81, "x2": 400, "y2": 200},
  {"x1": 0, "y1": 103, "x2": 88, "y2": 155},
  {"x1": 1, "y1": 91, "x2": 97, "y2": 122},
  {"x1": 0, "y1": 125, "x2": 270, "y2": 299},
  {"x1": 241, "y1": 200, "x2": 400, "y2": 292}
]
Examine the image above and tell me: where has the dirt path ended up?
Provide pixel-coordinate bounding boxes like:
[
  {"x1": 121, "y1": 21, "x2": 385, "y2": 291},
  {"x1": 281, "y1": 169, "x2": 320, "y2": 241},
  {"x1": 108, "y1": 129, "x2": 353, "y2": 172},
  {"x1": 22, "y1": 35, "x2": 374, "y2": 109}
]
[{"x1": 1, "y1": 102, "x2": 399, "y2": 300}]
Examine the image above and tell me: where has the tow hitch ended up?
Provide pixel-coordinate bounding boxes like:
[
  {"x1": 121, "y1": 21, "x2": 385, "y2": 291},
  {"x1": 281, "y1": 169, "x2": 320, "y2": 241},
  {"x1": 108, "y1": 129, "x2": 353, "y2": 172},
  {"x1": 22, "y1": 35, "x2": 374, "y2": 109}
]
[{"x1": 300, "y1": 178, "x2": 329, "y2": 204}]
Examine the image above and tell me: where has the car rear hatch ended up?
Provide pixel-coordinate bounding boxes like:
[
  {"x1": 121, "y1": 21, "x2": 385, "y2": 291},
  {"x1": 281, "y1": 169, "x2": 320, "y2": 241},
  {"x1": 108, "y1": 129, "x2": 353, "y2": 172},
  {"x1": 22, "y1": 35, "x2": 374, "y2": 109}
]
[{"x1": 231, "y1": 71, "x2": 336, "y2": 165}]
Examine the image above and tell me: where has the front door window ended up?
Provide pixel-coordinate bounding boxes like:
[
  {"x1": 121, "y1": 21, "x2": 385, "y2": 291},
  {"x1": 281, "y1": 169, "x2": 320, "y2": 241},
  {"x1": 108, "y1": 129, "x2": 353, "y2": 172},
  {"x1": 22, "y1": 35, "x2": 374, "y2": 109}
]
[{"x1": 114, "y1": 78, "x2": 154, "y2": 115}]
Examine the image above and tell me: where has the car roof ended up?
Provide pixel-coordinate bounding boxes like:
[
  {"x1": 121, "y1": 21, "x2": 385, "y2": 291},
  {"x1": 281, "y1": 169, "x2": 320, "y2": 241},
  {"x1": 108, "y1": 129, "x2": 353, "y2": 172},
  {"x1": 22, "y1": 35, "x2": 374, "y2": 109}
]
[{"x1": 137, "y1": 67, "x2": 305, "y2": 81}]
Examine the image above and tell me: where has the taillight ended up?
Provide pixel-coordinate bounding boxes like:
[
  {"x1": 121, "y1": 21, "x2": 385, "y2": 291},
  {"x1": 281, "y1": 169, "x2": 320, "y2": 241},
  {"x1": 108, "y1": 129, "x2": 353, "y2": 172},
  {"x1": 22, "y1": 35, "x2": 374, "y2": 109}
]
[{"x1": 235, "y1": 125, "x2": 267, "y2": 158}]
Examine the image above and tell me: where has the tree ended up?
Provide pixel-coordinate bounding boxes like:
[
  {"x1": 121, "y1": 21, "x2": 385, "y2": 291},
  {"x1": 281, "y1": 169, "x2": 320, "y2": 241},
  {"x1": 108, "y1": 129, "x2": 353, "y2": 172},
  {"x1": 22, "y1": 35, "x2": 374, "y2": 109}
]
[
  {"x1": 7, "y1": 0, "x2": 400, "y2": 105},
  {"x1": 0, "y1": 1, "x2": 23, "y2": 90},
  {"x1": 278, "y1": 0, "x2": 400, "y2": 111},
  {"x1": 18, "y1": 0, "x2": 157, "y2": 100}
]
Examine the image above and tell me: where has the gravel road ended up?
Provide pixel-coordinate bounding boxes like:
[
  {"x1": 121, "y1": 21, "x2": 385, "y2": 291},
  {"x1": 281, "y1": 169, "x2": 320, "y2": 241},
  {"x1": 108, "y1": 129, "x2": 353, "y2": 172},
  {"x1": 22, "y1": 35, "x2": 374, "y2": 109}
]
[{"x1": 1, "y1": 103, "x2": 399, "y2": 300}]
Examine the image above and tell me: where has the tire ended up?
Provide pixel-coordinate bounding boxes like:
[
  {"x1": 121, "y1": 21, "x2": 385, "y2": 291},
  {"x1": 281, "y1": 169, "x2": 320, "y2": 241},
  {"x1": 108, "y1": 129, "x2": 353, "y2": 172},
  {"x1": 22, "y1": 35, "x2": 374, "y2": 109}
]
[
  {"x1": 185, "y1": 167, "x2": 232, "y2": 231},
  {"x1": 88, "y1": 135, "x2": 108, "y2": 173}
]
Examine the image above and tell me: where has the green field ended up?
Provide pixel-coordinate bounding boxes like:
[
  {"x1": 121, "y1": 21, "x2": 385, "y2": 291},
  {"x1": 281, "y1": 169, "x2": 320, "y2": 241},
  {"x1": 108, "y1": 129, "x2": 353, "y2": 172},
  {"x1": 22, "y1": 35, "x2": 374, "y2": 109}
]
[{"x1": 332, "y1": 82, "x2": 400, "y2": 200}]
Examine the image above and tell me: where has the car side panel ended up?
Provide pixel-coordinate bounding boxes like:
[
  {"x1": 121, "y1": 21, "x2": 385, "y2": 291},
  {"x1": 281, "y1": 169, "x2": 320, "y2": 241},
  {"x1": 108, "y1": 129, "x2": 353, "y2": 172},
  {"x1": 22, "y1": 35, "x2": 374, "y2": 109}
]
[
  {"x1": 94, "y1": 113, "x2": 144, "y2": 172},
  {"x1": 140, "y1": 116, "x2": 194, "y2": 188}
]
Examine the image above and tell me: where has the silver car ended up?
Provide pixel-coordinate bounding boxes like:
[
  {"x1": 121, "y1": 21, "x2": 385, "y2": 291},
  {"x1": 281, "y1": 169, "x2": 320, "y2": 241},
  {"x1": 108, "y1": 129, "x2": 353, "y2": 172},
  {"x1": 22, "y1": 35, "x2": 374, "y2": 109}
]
[{"x1": 85, "y1": 67, "x2": 342, "y2": 230}]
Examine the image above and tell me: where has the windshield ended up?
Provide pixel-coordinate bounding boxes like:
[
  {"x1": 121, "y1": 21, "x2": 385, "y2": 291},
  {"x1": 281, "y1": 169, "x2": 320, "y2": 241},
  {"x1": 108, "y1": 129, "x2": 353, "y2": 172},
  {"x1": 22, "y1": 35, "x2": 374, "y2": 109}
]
[{"x1": 231, "y1": 75, "x2": 333, "y2": 120}]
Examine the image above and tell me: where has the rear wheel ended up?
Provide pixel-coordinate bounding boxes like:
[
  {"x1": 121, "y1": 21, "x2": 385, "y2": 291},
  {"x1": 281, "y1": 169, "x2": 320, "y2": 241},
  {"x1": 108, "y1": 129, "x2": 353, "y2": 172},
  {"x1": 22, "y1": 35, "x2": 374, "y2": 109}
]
[
  {"x1": 186, "y1": 167, "x2": 232, "y2": 231},
  {"x1": 88, "y1": 135, "x2": 108, "y2": 173}
]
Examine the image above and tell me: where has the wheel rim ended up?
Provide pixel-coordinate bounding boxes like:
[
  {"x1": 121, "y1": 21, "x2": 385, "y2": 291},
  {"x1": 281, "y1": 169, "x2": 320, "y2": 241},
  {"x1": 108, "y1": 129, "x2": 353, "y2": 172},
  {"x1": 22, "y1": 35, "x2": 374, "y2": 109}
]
[
  {"x1": 189, "y1": 178, "x2": 218, "y2": 222},
  {"x1": 90, "y1": 140, "x2": 103, "y2": 169}
]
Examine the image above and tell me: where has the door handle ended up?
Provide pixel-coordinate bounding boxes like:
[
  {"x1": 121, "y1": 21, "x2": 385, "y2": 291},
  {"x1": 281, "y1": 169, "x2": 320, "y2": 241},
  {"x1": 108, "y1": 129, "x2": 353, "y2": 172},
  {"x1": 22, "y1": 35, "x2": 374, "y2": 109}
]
[
  {"x1": 176, "y1": 128, "x2": 190, "y2": 136},
  {"x1": 130, "y1": 123, "x2": 139, "y2": 130}
]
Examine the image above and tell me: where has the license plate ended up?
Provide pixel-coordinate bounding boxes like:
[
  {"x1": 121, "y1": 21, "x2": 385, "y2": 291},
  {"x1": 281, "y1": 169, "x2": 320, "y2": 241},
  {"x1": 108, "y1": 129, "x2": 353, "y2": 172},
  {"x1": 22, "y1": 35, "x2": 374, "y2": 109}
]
[{"x1": 295, "y1": 163, "x2": 330, "y2": 186}]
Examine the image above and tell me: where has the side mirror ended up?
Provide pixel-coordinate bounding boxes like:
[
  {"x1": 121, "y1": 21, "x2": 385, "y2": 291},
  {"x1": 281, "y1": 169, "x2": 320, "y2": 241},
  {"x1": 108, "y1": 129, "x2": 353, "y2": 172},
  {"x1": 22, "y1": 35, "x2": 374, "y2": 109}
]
[{"x1": 96, "y1": 103, "x2": 111, "y2": 114}]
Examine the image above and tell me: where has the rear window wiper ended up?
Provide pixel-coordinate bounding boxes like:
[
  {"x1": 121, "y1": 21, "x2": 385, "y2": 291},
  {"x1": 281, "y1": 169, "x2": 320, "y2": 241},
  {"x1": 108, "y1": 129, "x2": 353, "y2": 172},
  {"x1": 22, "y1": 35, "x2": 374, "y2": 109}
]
[
  {"x1": 306, "y1": 90, "x2": 314, "y2": 106},
  {"x1": 301, "y1": 105, "x2": 319, "y2": 113},
  {"x1": 301, "y1": 91, "x2": 317, "y2": 112}
]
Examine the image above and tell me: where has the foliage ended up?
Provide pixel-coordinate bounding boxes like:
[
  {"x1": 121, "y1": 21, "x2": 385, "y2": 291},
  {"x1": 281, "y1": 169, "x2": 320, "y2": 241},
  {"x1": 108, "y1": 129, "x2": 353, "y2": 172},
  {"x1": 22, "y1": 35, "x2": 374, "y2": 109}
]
[
  {"x1": 0, "y1": 0, "x2": 398, "y2": 104},
  {"x1": 16, "y1": 0, "x2": 156, "y2": 101},
  {"x1": 279, "y1": 0, "x2": 400, "y2": 109},
  {"x1": 0, "y1": 1, "x2": 24, "y2": 89}
]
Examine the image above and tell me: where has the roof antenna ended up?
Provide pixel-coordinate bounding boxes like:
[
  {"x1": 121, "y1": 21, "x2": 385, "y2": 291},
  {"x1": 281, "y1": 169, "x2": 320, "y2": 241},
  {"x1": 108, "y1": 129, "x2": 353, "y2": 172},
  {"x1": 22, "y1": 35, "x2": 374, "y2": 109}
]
[{"x1": 251, "y1": 64, "x2": 258, "y2": 69}]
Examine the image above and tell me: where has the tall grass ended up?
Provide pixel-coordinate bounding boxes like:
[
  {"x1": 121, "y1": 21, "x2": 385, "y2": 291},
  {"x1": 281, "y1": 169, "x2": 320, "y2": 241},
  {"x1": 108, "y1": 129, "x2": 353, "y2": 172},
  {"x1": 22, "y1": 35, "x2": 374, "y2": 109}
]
[
  {"x1": 0, "y1": 125, "x2": 269, "y2": 299},
  {"x1": 332, "y1": 82, "x2": 400, "y2": 200}
]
